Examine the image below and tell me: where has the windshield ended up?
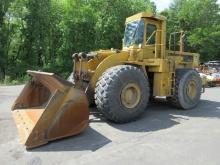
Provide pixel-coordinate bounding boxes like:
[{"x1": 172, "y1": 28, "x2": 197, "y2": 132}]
[{"x1": 123, "y1": 19, "x2": 144, "y2": 47}]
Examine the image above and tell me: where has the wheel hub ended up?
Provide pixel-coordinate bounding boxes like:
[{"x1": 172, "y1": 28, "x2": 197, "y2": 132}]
[
  {"x1": 121, "y1": 83, "x2": 141, "y2": 109},
  {"x1": 186, "y1": 80, "x2": 197, "y2": 99}
]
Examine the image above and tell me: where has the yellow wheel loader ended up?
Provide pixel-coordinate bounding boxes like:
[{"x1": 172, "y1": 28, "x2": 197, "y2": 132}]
[{"x1": 12, "y1": 12, "x2": 202, "y2": 148}]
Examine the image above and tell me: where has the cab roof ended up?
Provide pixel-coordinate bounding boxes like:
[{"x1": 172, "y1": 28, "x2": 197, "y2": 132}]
[{"x1": 126, "y1": 12, "x2": 167, "y2": 23}]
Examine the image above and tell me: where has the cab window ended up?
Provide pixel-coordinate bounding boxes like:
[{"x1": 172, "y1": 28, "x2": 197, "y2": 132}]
[{"x1": 146, "y1": 24, "x2": 157, "y2": 45}]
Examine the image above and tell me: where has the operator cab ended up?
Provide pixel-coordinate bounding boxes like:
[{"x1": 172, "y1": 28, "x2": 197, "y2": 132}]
[{"x1": 123, "y1": 12, "x2": 167, "y2": 59}]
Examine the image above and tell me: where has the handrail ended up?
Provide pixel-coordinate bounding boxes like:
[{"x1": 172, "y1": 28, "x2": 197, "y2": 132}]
[
  {"x1": 169, "y1": 31, "x2": 185, "y2": 55},
  {"x1": 146, "y1": 30, "x2": 156, "y2": 44},
  {"x1": 146, "y1": 30, "x2": 163, "y2": 58}
]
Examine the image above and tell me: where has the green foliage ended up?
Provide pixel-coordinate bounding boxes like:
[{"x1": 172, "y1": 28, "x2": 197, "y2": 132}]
[
  {"x1": 161, "y1": 0, "x2": 220, "y2": 61},
  {"x1": 0, "y1": 0, "x2": 219, "y2": 83},
  {"x1": 0, "y1": 0, "x2": 155, "y2": 82}
]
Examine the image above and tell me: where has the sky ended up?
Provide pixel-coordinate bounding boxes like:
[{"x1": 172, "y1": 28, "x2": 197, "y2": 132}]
[{"x1": 152, "y1": 0, "x2": 220, "y2": 11}]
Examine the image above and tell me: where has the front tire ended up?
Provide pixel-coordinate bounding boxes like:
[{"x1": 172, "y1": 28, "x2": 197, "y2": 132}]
[{"x1": 95, "y1": 65, "x2": 150, "y2": 123}]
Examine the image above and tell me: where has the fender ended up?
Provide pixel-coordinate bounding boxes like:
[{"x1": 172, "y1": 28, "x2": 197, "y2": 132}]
[{"x1": 89, "y1": 52, "x2": 129, "y2": 91}]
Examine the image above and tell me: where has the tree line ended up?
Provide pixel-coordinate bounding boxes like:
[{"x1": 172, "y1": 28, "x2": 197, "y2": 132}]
[{"x1": 0, "y1": 0, "x2": 219, "y2": 83}]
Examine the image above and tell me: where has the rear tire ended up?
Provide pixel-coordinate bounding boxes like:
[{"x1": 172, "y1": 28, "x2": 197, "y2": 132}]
[
  {"x1": 167, "y1": 69, "x2": 202, "y2": 109},
  {"x1": 95, "y1": 65, "x2": 150, "y2": 123}
]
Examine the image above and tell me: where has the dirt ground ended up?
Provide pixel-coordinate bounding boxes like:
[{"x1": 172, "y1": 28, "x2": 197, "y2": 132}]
[{"x1": 0, "y1": 85, "x2": 220, "y2": 165}]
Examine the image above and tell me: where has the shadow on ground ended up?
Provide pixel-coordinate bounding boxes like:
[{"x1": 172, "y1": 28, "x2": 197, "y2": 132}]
[
  {"x1": 107, "y1": 99, "x2": 220, "y2": 132},
  {"x1": 31, "y1": 126, "x2": 112, "y2": 152},
  {"x1": 31, "y1": 99, "x2": 220, "y2": 152}
]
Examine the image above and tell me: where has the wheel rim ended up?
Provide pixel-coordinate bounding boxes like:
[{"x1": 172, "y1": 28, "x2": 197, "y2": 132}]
[
  {"x1": 121, "y1": 83, "x2": 141, "y2": 109},
  {"x1": 186, "y1": 80, "x2": 197, "y2": 99}
]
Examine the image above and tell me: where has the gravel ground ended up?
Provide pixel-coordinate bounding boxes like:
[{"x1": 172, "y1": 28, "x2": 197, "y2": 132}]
[{"x1": 0, "y1": 85, "x2": 220, "y2": 165}]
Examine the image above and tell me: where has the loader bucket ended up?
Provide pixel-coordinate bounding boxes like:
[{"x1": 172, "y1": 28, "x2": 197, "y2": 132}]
[{"x1": 11, "y1": 71, "x2": 89, "y2": 149}]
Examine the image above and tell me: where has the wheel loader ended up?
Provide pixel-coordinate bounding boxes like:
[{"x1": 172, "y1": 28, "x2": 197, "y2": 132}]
[{"x1": 12, "y1": 12, "x2": 202, "y2": 148}]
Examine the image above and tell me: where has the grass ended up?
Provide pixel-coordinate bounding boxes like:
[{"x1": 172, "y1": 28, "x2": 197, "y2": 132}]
[
  {"x1": 0, "y1": 70, "x2": 70, "y2": 86},
  {"x1": 0, "y1": 75, "x2": 30, "y2": 86}
]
